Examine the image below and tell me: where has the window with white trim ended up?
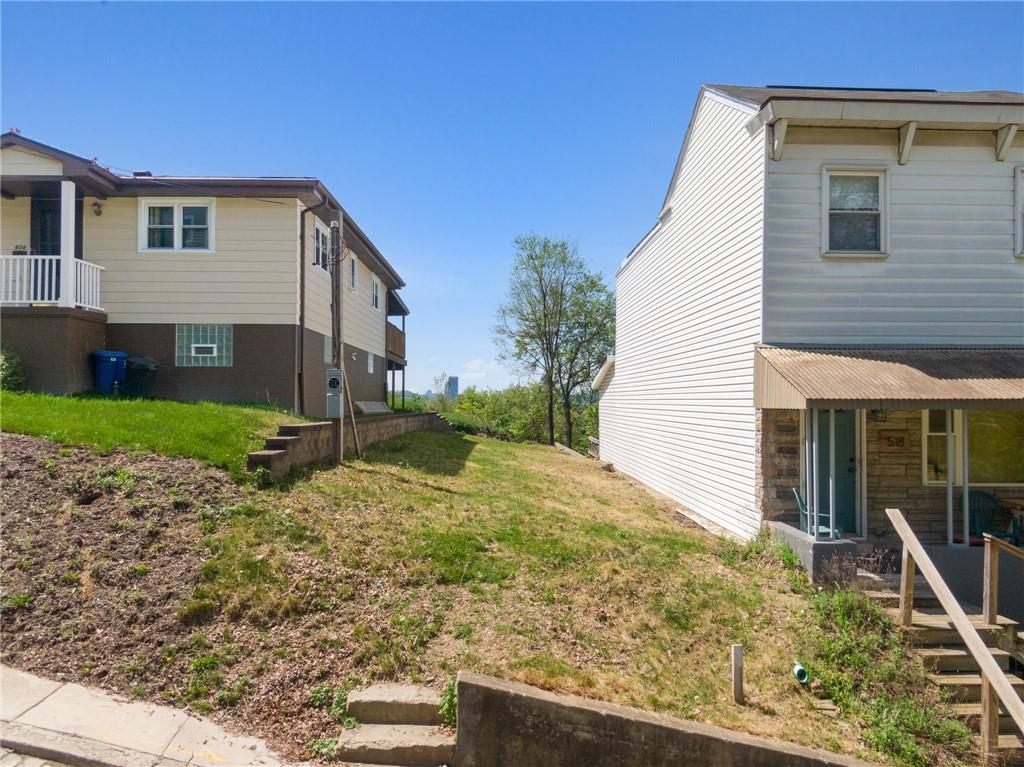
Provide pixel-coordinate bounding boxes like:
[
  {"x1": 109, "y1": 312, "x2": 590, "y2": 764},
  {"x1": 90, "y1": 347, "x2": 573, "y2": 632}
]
[
  {"x1": 371, "y1": 276, "x2": 381, "y2": 311},
  {"x1": 349, "y1": 254, "x2": 357, "y2": 292},
  {"x1": 1015, "y1": 166, "x2": 1024, "y2": 258},
  {"x1": 314, "y1": 222, "x2": 331, "y2": 272},
  {"x1": 822, "y1": 168, "x2": 886, "y2": 255},
  {"x1": 367, "y1": 352, "x2": 374, "y2": 374},
  {"x1": 139, "y1": 200, "x2": 215, "y2": 252},
  {"x1": 923, "y1": 409, "x2": 1024, "y2": 486}
]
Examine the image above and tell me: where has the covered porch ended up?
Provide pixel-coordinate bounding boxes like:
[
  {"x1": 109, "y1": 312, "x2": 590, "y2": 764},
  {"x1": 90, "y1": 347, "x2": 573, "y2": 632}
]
[
  {"x1": 386, "y1": 290, "x2": 408, "y2": 409},
  {"x1": 755, "y1": 347, "x2": 1024, "y2": 586},
  {"x1": 1, "y1": 136, "x2": 113, "y2": 313}
]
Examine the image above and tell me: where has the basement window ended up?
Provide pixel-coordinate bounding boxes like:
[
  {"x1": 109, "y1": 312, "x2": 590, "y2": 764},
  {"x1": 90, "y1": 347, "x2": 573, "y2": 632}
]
[
  {"x1": 176, "y1": 324, "x2": 233, "y2": 367},
  {"x1": 368, "y1": 352, "x2": 374, "y2": 375}
]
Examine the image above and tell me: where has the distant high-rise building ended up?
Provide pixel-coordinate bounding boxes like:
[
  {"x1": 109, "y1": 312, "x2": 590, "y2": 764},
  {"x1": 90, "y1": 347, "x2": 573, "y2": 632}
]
[{"x1": 444, "y1": 376, "x2": 459, "y2": 400}]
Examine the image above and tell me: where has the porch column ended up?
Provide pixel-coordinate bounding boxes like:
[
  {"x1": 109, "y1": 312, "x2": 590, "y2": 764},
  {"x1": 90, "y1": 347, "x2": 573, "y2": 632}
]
[
  {"x1": 962, "y1": 411, "x2": 971, "y2": 545},
  {"x1": 58, "y1": 180, "x2": 76, "y2": 308},
  {"x1": 810, "y1": 409, "x2": 819, "y2": 538},
  {"x1": 946, "y1": 408, "x2": 954, "y2": 547},
  {"x1": 828, "y1": 409, "x2": 836, "y2": 539}
]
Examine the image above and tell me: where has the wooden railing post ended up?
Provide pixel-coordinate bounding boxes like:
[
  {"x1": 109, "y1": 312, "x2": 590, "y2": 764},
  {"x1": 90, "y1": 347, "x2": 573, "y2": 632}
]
[
  {"x1": 980, "y1": 675, "x2": 999, "y2": 761},
  {"x1": 899, "y1": 544, "x2": 916, "y2": 627},
  {"x1": 983, "y1": 534, "x2": 999, "y2": 626}
]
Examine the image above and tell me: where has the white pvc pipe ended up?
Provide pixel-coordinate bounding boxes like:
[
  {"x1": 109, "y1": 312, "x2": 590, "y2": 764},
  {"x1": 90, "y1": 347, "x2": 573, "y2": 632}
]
[{"x1": 946, "y1": 408, "x2": 954, "y2": 547}]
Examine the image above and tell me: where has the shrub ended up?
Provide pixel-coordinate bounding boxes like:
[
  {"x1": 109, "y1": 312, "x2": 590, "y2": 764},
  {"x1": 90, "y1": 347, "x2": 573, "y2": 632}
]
[
  {"x1": 0, "y1": 346, "x2": 26, "y2": 391},
  {"x1": 438, "y1": 676, "x2": 457, "y2": 727}
]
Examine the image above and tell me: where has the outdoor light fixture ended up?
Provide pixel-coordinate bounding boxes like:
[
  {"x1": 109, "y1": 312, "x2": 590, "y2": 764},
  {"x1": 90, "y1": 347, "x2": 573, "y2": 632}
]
[
  {"x1": 870, "y1": 410, "x2": 887, "y2": 423},
  {"x1": 91, "y1": 201, "x2": 103, "y2": 216}
]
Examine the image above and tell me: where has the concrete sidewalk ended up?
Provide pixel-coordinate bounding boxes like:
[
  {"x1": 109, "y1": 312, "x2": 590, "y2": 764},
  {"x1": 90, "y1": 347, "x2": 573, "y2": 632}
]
[{"x1": 0, "y1": 666, "x2": 291, "y2": 767}]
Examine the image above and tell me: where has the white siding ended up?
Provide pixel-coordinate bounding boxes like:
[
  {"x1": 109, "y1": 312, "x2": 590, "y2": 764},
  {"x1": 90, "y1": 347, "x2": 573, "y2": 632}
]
[
  {"x1": 764, "y1": 127, "x2": 1024, "y2": 344},
  {"x1": 304, "y1": 211, "x2": 334, "y2": 338},
  {"x1": 599, "y1": 92, "x2": 766, "y2": 540},
  {"x1": 342, "y1": 247, "x2": 386, "y2": 356},
  {"x1": 0, "y1": 146, "x2": 62, "y2": 176},
  {"x1": 1, "y1": 196, "x2": 30, "y2": 253}
]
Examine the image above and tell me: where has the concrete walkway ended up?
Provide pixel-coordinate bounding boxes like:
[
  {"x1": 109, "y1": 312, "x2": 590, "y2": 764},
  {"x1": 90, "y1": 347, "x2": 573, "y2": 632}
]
[{"x1": 0, "y1": 666, "x2": 292, "y2": 767}]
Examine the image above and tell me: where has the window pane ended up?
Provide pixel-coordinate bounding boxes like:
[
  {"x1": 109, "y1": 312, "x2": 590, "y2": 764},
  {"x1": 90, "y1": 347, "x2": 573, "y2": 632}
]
[
  {"x1": 148, "y1": 227, "x2": 174, "y2": 248},
  {"x1": 181, "y1": 228, "x2": 208, "y2": 249},
  {"x1": 928, "y1": 409, "x2": 947, "y2": 433},
  {"x1": 830, "y1": 175, "x2": 879, "y2": 211},
  {"x1": 926, "y1": 435, "x2": 949, "y2": 482},
  {"x1": 148, "y1": 206, "x2": 174, "y2": 226},
  {"x1": 967, "y1": 410, "x2": 1024, "y2": 484},
  {"x1": 182, "y1": 206, "x2": 208, "y2": 226},
  {"x1": 829, "y1": 212, "x2": 880, "y2": 251}
]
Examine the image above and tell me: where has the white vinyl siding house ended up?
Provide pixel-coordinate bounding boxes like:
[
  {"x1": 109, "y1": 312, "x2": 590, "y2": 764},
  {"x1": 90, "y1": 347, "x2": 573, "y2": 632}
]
[
  {"x1": 597, "y1": 89, "x2": 766, "y2": 539},
  {"x1": 764, "y1": 128, "x2": 1024, "y2": 345},
  {"x1": 341, "y1": 247, "x2": 387, "y2": 357}
]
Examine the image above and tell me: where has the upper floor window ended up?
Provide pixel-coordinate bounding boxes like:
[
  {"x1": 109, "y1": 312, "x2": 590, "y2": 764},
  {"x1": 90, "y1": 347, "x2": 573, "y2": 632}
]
[
  {"x1": 1015, "y1": 166, "x2": 1024, "y2": 258},
  {"x1": 139, "y1": 199, "x2": 215, "y2": 252},
  {"x1": 821, "y1": 168, "x2": 887, "y2": 257},
  {"x1": 349, "y1": 254, "x2": 357, "y2": 292},
  {"x1": 314, "y1": 222, "x2": 331, "y2": 272},
  {"x1": 372, "y1": 276, "x2": 381, "y2": 311}
]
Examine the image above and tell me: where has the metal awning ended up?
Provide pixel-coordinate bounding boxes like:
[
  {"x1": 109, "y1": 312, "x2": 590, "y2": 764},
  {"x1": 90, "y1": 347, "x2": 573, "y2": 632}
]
[{"x1": 755, "y1": 346, "x2": 1024, "y2": 410}]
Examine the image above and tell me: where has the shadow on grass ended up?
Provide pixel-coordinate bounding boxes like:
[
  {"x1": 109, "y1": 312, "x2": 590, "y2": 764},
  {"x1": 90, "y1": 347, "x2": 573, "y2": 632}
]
[{"x1": 362, "y1": 431, "x2": 477, "y2": 476}]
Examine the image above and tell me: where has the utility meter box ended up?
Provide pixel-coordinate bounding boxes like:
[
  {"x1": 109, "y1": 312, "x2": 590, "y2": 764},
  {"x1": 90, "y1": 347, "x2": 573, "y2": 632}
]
[{"x1": 326, "y1": 368, "x2": 343, "y2": 419}]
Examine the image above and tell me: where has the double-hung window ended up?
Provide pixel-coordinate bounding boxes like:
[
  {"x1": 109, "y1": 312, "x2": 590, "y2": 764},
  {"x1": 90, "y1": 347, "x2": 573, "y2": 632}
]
[
  {"x1": 371, "y1": 276, "x2": 381, "y2": 311},
  {"x1": 314, "y1": 222, "x2": 331, "y2": 272},
  {"x1": 349, "y1": 254, "x2": 358, "y2": 292},
  {"x1": 139, "y1": 199, "x2": 215, "y2": 252},
  {"x1": 822, "y1": 168, "x2": 887, "y2": 256}
]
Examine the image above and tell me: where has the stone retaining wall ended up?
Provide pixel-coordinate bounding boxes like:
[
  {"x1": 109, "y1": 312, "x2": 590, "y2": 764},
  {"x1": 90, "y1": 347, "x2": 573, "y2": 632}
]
[
  {"x1": 247, "y1": 412, "x2": 450, "y2": 480},
  {"x1": 454, "y1": 672, "x2": 874, "y2": 767}
]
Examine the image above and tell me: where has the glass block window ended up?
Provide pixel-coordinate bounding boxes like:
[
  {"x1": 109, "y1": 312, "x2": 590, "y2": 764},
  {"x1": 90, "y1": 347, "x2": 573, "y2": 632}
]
[
  {"x1": 175, "y1": 324, "x2": 233, "y2": 367},
  {"x1": 324, "y1": 335, "x2": 332, "y2": 365}
]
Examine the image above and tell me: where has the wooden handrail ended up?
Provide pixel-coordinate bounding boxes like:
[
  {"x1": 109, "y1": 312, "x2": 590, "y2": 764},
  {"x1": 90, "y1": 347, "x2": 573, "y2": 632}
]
[
  {"x1": 885, "y1": 509, "x2": 1024, "y2": 756},
  {"x1": 984, "y1": 533, "x2": 1024, "y2": 561},
  {"x1": 982, "y1": 534, "x2": 1023, "y2": 626}
]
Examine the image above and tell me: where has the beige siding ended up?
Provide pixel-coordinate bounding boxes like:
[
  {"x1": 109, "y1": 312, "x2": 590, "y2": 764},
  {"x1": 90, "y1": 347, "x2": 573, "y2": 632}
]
[
  {"x1": 82, "y1": 197, "x2": 299, "y2": 324},
  {"x1": 1, "y1": 196, "x2": 30, "y2": 253},
  {"x1": 764, "y1": 127, "x2": 1024, "y2": 344},
  {"x1": 599, "y1": 91, "x2": 766, "y2": 540},
  {"x1": 1, "y1": 146, "x2": 62, "y2": 176},
  {"x1": 342, "y1": 247, "x2": 386, "y2": 356},
  {"x1": 303, "y1": 211, "x2": 335, "y2": 338}
]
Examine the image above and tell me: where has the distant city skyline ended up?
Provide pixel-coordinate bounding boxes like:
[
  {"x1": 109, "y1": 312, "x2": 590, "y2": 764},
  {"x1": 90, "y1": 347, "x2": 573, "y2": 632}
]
[{"x1": 4, "y1": 2, "x2": 1021, "y2": 391}]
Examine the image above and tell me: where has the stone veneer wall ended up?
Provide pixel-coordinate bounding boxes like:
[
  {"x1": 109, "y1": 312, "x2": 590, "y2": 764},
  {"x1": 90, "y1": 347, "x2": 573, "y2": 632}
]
[
  {"x1": 757, "y1": 408, "x2": 1024, "y2": 549},
  {"x1": 248, "y1": 412, "x2": 451, "y2": 480}
]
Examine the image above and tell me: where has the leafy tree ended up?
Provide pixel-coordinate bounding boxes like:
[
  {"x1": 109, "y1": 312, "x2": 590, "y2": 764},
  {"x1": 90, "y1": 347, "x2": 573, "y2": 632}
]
[{"x1": 495, "y1": 234, "x2": 614, "y2": 448}]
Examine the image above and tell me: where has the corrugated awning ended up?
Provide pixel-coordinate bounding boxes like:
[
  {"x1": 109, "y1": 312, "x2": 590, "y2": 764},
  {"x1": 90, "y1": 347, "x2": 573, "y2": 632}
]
[{"x1": 755, "y1": 347, "x2": 1024, "y2": 410}]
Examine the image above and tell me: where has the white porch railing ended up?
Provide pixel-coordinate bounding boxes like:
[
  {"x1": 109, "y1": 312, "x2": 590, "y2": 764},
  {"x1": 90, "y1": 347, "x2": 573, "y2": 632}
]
[{"x1": 0, "y1": 255, "x2": 104, "y2": 311}]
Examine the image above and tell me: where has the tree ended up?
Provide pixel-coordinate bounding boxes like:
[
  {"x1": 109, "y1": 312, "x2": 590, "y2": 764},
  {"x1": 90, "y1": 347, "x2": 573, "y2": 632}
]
[
  {"x1": 495, "y1": 236, "x2": 579, "y2": 445},
  {"x1": 553, "y1": 274, "x2": 614, "y2": 449},
  {"x1": 495, "y1": 235, "x2": 614, "y2": 449}
]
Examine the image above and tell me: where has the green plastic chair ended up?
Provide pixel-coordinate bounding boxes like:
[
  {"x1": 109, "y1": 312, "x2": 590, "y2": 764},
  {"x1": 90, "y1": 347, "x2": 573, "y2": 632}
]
[
  {"x1": 792, "y1": 488, "x2": 840, "y2": 539},
  {"x1": 960, "y1": 490, "x2": 1021, "y2": 545}
]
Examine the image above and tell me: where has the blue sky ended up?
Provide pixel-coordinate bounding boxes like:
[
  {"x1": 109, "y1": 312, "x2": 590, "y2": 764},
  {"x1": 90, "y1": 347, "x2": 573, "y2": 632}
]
[{"x1": 3, "y1": 2, "x2": 1022, "y2": 392}]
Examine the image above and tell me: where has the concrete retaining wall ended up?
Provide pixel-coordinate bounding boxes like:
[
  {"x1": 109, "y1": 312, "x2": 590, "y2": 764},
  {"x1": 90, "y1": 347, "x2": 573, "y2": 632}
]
[
  {"x1": 455, "y1": 672, "x2": 874, "y2": 767},
  {"x1": 247, "y1": 412, "x2": 450, "y2": 479}
]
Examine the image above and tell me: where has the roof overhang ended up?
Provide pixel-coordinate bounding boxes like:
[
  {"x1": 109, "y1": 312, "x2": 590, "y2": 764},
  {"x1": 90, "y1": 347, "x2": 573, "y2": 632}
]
[
  {"x1": 746, "y1": 99, "x2": 1024, "y2": 134},
  {"x1": 754, "y1": 346, "x2": 1024, "y2": 411},
  {"x1": 387, "y1": 290, "x2": 409, "y2": 317},
  {"x1": 592, "y1": 355, "x2": 615, "y2": 392}
]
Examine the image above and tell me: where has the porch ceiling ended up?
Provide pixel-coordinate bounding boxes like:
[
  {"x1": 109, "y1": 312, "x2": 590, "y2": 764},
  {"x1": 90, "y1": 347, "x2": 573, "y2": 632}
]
[{"x1": 755, "y1": 346, "x2": 1024, "y2": 410}]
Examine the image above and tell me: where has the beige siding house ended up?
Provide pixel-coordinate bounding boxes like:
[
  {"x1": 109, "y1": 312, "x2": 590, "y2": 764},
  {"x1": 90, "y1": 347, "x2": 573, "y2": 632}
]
[
  {"x1": 0, "y1": 133, "x2": 410, "y2": 417},
  {"x1": 595, "y1": 85, "x2": 1024, "y2": 563}
]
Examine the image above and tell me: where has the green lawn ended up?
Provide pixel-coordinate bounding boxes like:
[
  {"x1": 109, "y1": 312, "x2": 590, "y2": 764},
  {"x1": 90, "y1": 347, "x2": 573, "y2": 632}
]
[{"x1": 0, "y1": 392, "x2": 299, "y2": 477}]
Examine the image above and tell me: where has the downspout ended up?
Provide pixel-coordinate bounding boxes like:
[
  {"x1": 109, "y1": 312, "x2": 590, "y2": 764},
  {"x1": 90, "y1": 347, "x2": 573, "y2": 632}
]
[{"x1": 297, "y1": 191, "x2": 325, "y2": 416}]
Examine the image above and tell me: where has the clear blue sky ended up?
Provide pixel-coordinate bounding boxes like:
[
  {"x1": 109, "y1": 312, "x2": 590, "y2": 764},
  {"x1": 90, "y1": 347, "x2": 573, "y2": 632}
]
[{"x1": 3, "y1": 2, "x2": 1022, "y2": 392}]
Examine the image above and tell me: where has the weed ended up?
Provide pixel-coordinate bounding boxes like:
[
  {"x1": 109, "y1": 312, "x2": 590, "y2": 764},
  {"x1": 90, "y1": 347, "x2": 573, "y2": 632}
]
[
  {"x1": 215, "y1": 677, "x2": 249, "y2": 707},
  {"x1": 1, "y1": 593, "x2": 33, "y2": 611},
  {"x1": 131, "y1": 563, "x2": 150, "y2": 578},
  {"x1": 131, "y1": 683, "x2": 146, "y2": 698},
  {"x1": 253, "y1": 465, "x2": 273, "y2": 489},
  {"x1": 308, "y1": 681, "x2": 333, "y2": 708},
  {"x1": 177, "y1": 592, "x2": 218, "y2": 625},
  {"x1": 307, "y1": 739, "x2": 336, "y2": 759},
  {"x1": 438, "y1": 676, "x2": 457, "y2": 727}
]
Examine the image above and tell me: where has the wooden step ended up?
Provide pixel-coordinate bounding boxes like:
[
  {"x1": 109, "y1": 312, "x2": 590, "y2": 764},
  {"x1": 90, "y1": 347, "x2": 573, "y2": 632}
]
[
  {"x1": 864, "y1": 589, "x2": 941, "y2": 609},
  {"x1": 992, "y1": 733, "x2": 1024, "y2": 766},
  {"x1": 951, "y1": 703, "x2": 1018, "y2": 734},
  {"x1": 346, "y1": 684, "x2": 442, "y2": 726},
  {"x1": 930, "y1": 673, "x2": 1024, "y2": 702},
  {"x1": 332, "y1": 724, "x2": 454, "y2": 766},
  {"x1": 917, "y1": 647, "x2": 1012, "y2": 672},
  {"x1": 905, "y1": 625, "x2": 1006, "y2": 647}
]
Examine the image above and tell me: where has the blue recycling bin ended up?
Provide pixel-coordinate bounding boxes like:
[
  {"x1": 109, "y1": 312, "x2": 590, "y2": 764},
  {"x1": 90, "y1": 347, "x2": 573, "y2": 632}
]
[{"x1": 92, "y1": 350, "x2": 128, "y2": 394}]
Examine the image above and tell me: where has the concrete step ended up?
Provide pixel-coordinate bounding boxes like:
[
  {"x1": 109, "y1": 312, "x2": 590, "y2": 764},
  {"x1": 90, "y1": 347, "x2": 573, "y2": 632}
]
[
  {"x1": 917, "y1": 647, "x2": 1011, "y2": 672},
  {"x1": 347, "y1": 684, "x2": 442, "y2": 726},
  {"x1": 930, "y1": 673, "x2": 1024, "y2": 703},
  {"x1": 264, "y1": 435, "x2": 301, "y2": 450},
  {"x1": 951, "y1": 703, "x2": 1018, "y2": 734},
  {"x1": 332, "y1": 724, "x2": 454, "y2": 766}
]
